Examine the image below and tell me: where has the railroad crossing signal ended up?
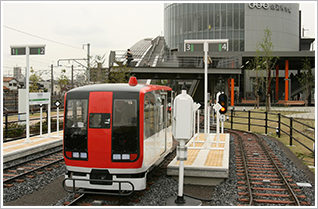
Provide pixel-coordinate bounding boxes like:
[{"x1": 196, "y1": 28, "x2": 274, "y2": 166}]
[{"x1": 218, "y1": 93, "x2": 228, "y2": 114}]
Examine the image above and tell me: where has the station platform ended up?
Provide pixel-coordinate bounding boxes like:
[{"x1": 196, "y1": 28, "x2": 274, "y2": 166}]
[
  {"x1": 3, "y1": 131, "x2": 63, "y2": 163},
  {"x1": 167, "y1": 133, "x2": 230, "y2": 186}
]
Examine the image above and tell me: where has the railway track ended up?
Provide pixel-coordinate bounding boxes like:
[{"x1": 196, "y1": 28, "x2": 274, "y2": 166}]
[
  {"x1": 228, "y1": 130, "x2": 311, "y2": 206},
  {"x1": 3, "y1": 149, "x2": 64, "y2": 186}
]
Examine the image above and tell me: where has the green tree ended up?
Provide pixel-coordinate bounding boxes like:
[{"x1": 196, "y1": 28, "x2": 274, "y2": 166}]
[
  {"x1": 57, "y1": 69, "x2": 70, "y2": 92},
  {"x1": 246, "y1": 57, "x2": 265, "y2": 109},
  {"x1": 107, "y1": 61, "x2": 133, "y2": 83},
  {"x1": 89, "y1": 54, "x2": 108, "y2": 84},
  {"x1": 29, "y1": 67, "x2": 43, "y2": 92},
  {"x1": 252, "y1": 27, "x2": 278, "y2": 112},
  {"x1": 298, "y1": 58, "x2": 314, "y2": 106}
]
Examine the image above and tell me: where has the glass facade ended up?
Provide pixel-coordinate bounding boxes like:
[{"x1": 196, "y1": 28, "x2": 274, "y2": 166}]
[{"x1": 164, "y1": 3, "x2": 245, "y2": 52}]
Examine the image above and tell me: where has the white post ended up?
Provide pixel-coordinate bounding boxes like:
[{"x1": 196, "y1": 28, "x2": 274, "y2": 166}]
[
  {"x1": 48, "y1": 101, "x2": 51, "y2": 137},
  {"x1": 216, "y1": 110, "x2": 220, "y2": 147},
  {"x1": 40, "y1": 106, "x2": 42, "y2": 137},
  {"x1": 208, "y1": 106, "x2": 211, "y2": 134},
  {"x1": 56, "y1": 107, "x2": 59, "y2": 136},
  {"x1": 204, "y1": 41, "x2": 208, "y2": 140},
  {"x1": 221, "y1": 119, "x2": 224, "y2": 134},
  {"x1": 212, "y1": 105, "x2": 215, "y2": 125},
  {"x1": 25, "y1": 46, "x2": 30, "y2": 143},
  {"x1": 196, "y1": 109, "x2": 200, "y2": 143},
  {"x1": 178, "y1": 139, "x2": 185, "y2": 198}
]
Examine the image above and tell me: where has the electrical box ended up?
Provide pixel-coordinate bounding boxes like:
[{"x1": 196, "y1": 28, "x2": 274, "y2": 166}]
[{"x1": 173, "y1": 90, "x2": 194, "y2": 140}]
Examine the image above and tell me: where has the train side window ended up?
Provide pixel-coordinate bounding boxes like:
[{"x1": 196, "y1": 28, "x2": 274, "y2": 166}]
[{"x1": 144, "y1": 92, "x2": 156, "y2": 138}]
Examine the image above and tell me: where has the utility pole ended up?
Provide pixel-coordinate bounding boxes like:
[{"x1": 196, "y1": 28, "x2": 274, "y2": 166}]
[
  {"x1": 83, "y1": 43, "x2": 90, "y2": 82},
  {"x1": 57, "y1": 58, "x2": 87, "y2": 87},
  {"x1": 71, "y1": 65, "x2": 74, "y2": 89},
  {"x1": 51, "y1": 64, "x2": 53, "y2": 96}
]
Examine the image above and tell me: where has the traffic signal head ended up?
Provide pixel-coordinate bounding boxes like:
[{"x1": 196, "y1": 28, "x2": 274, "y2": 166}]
[{"x1": 218, "y1": 93, "x2": 228, "y2": 114}]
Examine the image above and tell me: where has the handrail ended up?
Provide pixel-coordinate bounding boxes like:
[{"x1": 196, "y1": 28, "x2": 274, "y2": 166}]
[{"x1": 228, "y1": 108, "x2": 315, "y2": 153}]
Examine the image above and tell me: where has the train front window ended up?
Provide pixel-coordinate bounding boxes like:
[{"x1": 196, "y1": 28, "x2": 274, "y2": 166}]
[
  {"x1": 112, "y1": 99, "x2": 139, "y2": 161},
  {"x1": 113, "y1": 99, "x2": 137, "y2": 127},
  {"x1": 64, "y1": 99, "x2": 88, "y2": 153}
]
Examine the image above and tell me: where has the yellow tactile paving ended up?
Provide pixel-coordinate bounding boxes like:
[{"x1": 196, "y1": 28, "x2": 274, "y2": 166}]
[
  {"x1": 175, "y1": 149, "x2": 200, "y2": 166},
  {"x1": 189, "y1": 142, "x2": 204, "y2": 147},
  {"x1": 204, "y1": 150, "x2": 224, "y2": 167},
  {"x1": 196, "y1": 133, "x2": 206, "y2": 141},
  {"x1": 212, "y1": 134, "x2": 226, "y2": 142},
  {"x1": 211, "y1": 143, "x2": 225, "y2": 148}
]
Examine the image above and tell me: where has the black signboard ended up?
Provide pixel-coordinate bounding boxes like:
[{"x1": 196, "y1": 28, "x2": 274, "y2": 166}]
[
  {"x1": 11, "y1": 47, "x2": 45, "y2": 55},
  {"x1": 185, "y1": 43, "x2": 228, "y2": 52},
  {"x1": 11, "y1": 48, "x2": 26, "y2": 55}
]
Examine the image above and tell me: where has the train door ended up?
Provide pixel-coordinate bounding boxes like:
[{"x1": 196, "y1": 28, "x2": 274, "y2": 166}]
[{"x1": 87, "y1": 92, "x2": 113, "y2": 168}]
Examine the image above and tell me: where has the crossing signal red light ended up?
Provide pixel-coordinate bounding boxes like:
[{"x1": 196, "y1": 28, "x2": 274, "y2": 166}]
[{"x1": 218, "y1": 93, "x2": 228, "y2": 114}]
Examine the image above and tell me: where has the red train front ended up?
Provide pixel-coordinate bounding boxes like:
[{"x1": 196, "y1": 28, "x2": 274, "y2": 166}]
[{"x1": 62, "y1": 77, "x2": 173, "y2": 194}]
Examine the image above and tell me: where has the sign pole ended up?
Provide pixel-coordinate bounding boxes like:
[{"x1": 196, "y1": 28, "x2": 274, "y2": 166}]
[
  {"x1": 25, "y1": 46, "x2": 30, "y2": 143},
  {"x1": 204, "y1": 41, "x2": 208, "y2": 140},
  {"x1": 57, "y1": 106, "x2": 59, "y2": 136},
  {"x1": 40, "y1": 105, "x2": 43, "y2": 137},
  {"x1": 10, "y1": 44, "x2": 45, "y2": 143}
]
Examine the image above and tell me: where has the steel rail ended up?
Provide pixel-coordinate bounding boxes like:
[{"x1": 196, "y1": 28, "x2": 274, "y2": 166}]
[
  {"x1": 252, "y1": 133, "x2": 301, "y2": 206},
  {"x1": 229, "y1": 130, "x2": 254, "y2": 206},
  {"x1": 4, "y1": 148, "x2": 63, "y2": 170},
  {"x1": 3, "y1": 155, "x2": 64, "y2": 184}
]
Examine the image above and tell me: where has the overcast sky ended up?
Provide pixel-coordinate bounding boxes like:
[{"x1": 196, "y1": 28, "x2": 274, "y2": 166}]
[{"x1": 1, "y1": 1, "x2": 317, "y2": 80}]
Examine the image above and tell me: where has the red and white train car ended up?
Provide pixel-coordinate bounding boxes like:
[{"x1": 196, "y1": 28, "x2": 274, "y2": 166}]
[{"x1": 62, "y1": 77, "x2": 173, "y2": 194}]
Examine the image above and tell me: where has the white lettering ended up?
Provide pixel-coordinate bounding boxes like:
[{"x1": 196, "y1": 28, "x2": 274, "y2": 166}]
[{"x1": 249, "y1": 3, "x2": 290, "y2": 13}]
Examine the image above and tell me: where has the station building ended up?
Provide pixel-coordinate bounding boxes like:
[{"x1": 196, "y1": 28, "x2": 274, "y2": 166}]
[{"x1": 111, "y1": 3, "x2": 315, "y2": 105}]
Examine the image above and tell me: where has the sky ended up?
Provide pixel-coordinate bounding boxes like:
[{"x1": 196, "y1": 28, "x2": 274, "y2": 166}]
[{"x1": 1, "y1": 1, "x2": 317, "y2": 80}]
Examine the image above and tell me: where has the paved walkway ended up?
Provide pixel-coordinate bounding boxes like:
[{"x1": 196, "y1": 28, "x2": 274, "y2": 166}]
[{"x1": 229, "y1": 106, "x2": 315, "y2": 120}]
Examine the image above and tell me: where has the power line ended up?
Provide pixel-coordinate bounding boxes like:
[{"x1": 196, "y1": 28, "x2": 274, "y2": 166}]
[{"x1": 4, "y1": 25, "x2": 84, "y2": 50}]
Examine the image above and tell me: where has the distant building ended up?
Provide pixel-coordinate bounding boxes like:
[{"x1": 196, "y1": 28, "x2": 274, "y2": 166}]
[
  {"x1": 13, "y1": 67, "x2": 24, "y2": 81},
  {"x1": 3, "y1": 77, "x2": 19, "y2": 91}
]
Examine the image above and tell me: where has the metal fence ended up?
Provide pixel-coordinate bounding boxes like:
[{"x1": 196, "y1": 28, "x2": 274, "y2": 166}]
[
  {"x1": 3, "y1": 92, "x2": 64, "y2": 111},
  {"x1": 226, "y1": 109, "x2": 315, "y2": 154},
  {"x1": 3, "y1": 108, "x2": 64, "y2": 142}
]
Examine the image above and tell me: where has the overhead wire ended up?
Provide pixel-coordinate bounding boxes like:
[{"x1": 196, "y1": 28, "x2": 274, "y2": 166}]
[
  {"x1": 4, "y1": 25, "x2": 100, "y2": 57},
  {"x1": 3, "y1": 25, "x2": 84, "y2": 51}
]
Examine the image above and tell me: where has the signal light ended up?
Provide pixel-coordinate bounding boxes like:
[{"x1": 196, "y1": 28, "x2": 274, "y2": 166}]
[{"x1": 218, "y1": 93, "x2": 228, "y2": 114}]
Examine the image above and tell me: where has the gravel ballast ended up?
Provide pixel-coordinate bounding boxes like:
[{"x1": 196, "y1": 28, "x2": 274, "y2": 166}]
[{"x1": 4, "y1": 135, "x2": 315, "y2": 206}]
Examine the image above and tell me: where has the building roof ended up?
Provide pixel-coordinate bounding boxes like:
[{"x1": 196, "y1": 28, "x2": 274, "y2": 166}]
[
  {"x1": 3, "y1": 86, "x2": 10, "y2": 90},
  {"x1": 3, "y1": 77, "x2": 18, "y2": 82}
]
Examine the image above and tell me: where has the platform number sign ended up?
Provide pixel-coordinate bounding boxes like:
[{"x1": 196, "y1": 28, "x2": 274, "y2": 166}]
[
  {"x1": 11, "y1": 47, "x2": 45, "y2": 55},
  {"x1": 185, "y1": 43, "x2": 227, "y2": 52}
]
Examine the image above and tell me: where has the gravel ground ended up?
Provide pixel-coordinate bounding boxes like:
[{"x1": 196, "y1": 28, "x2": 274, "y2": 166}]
[
  {"x1": 3, "y1": 146, "x2": 67, "y2": 205},
  {"x1": 4, "y1": 135, "x2": 316, "y2": 206}
]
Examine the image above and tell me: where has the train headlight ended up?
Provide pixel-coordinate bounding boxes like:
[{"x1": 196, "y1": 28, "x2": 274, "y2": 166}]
[
  {"x1": 122, "y1": 154, "x2": 130, "y2": 160},
  {"x1": 80, "y1": 152, "x2": 87, "y2": 158},
  {"x1": 73, "y1": 152, "x2": 79, "y2": 158},
  {"x1": 113, "y1": 154, "x2": 121, "y2": 160}
]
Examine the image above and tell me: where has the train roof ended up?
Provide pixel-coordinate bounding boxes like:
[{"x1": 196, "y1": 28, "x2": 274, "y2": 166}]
[{"x1": 67, "y1": 83, "x2": 172, "y2": 94}]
